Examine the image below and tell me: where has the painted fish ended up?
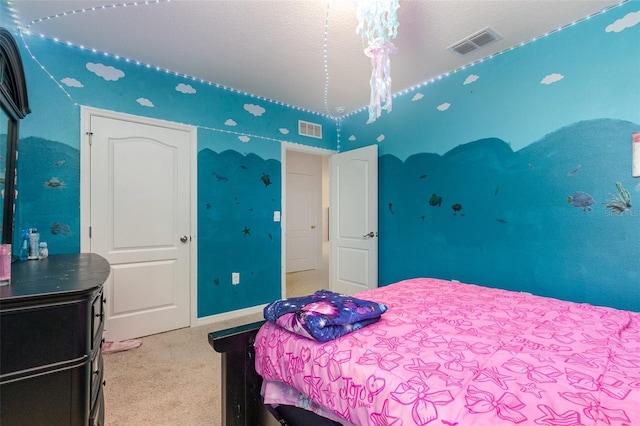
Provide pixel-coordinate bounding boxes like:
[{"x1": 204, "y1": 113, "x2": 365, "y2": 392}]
[
  {"x1": 50, "y1": 222, "x2": 71, "y2": 236},
  {"x1": 44, "y1": 177, "x2": 65, "y2": 189},
  {"x1": 567, "y1": 164, "x2": 581, "y2": 176},
  {"x1": 452, "y1": 203, "x2": 463, "y2": 216},
  {"x1": 212, "y1": 171, "x2": 229, "y2": 182},
  {"x1": 568, "y1": 191, "x2": 595, "y2": 212},
  {"x1": 429, "y1": 193, "x2": 442, "y2": 207}
]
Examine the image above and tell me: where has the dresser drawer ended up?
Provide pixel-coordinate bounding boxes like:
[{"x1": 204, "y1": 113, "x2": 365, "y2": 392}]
[
  {"x1": 89, "y1": 387, "x2": 105, "y2": 426},
  {"x1": 91, "y1": 290, "x2": 105, "y2": 351},
  {"x1": 90, "y1": 351, "x2": 104, "y2": 405},
  {"x1": 0, "y1": 302, "x2": 88, "y2": 376}
]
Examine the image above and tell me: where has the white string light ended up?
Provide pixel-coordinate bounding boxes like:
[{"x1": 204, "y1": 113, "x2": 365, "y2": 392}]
[{"x1": 322, "y1": 1, "x2": 333, "y2": 117}]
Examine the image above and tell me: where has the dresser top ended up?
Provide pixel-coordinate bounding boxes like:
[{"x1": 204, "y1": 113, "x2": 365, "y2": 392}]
[{"x1": 0, "y1": 253, "x2": 110, "y2": 303}]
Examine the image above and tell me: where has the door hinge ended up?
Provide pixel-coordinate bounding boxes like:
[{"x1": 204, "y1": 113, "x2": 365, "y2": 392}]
[
  {"x1": 89, "y1": 226, "x2": 92, "y2": 238},
  {"x1": 86, "y1": 131, "x2": 93, "y2": 145}
]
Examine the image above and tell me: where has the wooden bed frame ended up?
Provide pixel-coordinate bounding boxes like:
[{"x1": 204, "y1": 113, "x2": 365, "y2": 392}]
[{"x1": 208, "y1": 321, "x2": 341, "y2": 426}]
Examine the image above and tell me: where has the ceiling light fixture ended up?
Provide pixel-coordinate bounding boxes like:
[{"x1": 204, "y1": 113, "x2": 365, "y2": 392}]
[{"x1": 356, "y1": 0, "x2": 400, "y2": 123}]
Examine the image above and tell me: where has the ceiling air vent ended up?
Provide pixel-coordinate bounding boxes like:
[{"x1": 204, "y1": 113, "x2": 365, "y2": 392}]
[
  {"x1": 298, "y1": 120, "x2": 322, "y2": 139},
  {"x1": 448, "y1": 27, "x2": 501, "y2": 56}
]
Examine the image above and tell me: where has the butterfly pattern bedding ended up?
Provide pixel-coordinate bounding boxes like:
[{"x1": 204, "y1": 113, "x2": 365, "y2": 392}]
[{"x1": 254, "y1": 278, "x2": 640, "y2": 425}]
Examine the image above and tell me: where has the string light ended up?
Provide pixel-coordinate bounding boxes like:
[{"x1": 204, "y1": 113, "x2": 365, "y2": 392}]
[{"x1": 322, "y1": 1, "x2": 333, "y2": 117}]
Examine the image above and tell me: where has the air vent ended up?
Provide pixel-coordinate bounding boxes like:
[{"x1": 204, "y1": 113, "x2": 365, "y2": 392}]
[
  {"x1": 298, "y1": 120, "x2": 322, "y2": 139},
  {"x1": 448, "y1": 27, "x2": 501, "y2": 56}
]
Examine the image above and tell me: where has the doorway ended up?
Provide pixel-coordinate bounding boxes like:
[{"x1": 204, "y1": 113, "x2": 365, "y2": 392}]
[{"x1": 283, "y1": 146, "x2": 331, "y2": 298}]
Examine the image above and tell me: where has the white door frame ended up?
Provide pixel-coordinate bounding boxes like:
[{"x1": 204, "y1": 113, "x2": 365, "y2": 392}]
[
  {"x1": 79, "y1": 106, "x2": 199, "y2": 328},
  {"x1": 281, "y1": 143, "x2": 334, "y2": 298}
]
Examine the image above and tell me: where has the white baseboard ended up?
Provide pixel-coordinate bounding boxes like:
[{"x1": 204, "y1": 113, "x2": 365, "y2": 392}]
[{"x1": 194, "y1": 304, "x2": 267, "y2": 327}]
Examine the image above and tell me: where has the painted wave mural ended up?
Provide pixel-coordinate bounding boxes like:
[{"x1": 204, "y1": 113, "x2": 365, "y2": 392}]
[
  {"x1": 198, "y1": 148, "x2": 282, "y2": 316},
  {"x1": 379, "y1": 118, "x2": 640, "y2": 312}
]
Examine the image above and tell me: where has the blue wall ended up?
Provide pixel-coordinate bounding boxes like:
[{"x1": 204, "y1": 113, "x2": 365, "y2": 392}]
[{"x1": 341, "y1": 1, "x2": 640, "y2": 312}]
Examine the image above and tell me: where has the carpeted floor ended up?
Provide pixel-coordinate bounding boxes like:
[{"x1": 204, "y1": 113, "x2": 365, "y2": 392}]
[
  {"x1": 103, "y1": 312, "x2": 263, "y2": 425},
  {"x1": 103, "y1": 248, "x2": 328, "y2": 425}
]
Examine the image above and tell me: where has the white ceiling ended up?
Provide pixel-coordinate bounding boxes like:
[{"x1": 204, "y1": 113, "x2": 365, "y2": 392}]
[{"x1": 9, "y1": 0, "x2": 623, "y2": 117}]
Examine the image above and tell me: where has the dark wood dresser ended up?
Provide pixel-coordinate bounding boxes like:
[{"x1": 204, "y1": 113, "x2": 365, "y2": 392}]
[{"x1": 0, "y1": 253, "x2": 110, "y2": 425}]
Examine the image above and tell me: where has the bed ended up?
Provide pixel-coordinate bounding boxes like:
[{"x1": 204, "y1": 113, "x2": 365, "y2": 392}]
[{"x1": 211, "y1": 278, "x2": 640, "y2": 425}]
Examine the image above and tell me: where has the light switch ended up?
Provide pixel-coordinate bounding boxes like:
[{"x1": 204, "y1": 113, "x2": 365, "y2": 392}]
[
  {"x1": 273, "y1": 211, "x2": 281, "y2": 222},
  {"x1": 232, "y1": 272, "x2": 240, "y2": 285}
]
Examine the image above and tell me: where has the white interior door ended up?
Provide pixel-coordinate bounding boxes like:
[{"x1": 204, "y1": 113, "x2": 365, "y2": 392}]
[
  {"x1": 329, "y1": 144, "x2": 378, "y2": 295},
  {"x1": 84, "y1": 110, "x2": 194, "y2": 342},
  {"x1": 286, "y1": 150, "x2": 321, "y2": 273}
]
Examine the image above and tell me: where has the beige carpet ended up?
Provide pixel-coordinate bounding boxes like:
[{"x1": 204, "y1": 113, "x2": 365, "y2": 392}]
[
  {"x1": 103, "y1": 312, "x2": 262, "y2": 426},
  {"x1": 103, "y1": 253, "x2": 329, "y2": 425}
]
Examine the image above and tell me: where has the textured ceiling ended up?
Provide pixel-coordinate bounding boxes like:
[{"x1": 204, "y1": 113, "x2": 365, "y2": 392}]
[{"x1": 9, "y1": 0, "x2": 624, "y2": 117}]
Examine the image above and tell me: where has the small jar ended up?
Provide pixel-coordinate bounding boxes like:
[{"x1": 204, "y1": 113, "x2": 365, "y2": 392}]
[{"x1": 38, "y1": 242, "x2": 48, "y2": 259}]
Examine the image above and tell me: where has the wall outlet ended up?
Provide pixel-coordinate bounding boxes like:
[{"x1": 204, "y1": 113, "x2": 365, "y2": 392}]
[{"x1": 232, "y1": 272, "x2": 240, "y2": 285}]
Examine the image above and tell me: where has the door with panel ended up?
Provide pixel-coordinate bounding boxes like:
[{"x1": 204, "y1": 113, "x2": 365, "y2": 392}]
[
  {"x1": 329, "y1": 144, "x2": 378, "y2": 295},
  {"x1": 85, "y1": 110, "x2": 194, "y2": 341}
]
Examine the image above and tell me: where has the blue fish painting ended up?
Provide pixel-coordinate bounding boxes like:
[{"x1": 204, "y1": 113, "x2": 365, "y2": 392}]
[{"x1": 568, "y1": 191, "x2": 595, "y2": 212}]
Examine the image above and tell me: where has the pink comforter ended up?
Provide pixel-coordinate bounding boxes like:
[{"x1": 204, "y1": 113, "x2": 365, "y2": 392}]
[{"x1": 255, "y1": 278, "x2": 640, "y2": 425}]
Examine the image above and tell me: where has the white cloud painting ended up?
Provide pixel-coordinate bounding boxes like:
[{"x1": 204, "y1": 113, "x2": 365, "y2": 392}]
[
  {"x1": 136, "y1": 98, "x2": 154, "y2": 107},
  {"x1": 606, "y1": 10, "x2": 640, "y2": 33},
  {"x1": 244, "y1": 104, "x2": 266, "y2": 117},
  {"x1": 61, "y1": 77, "x2": 83, "y2": 88},
  {"x1": 437, "y1": 103, "x2": 451, "y2": 111},
  {"x1": 349, "y1": 135, "x2": 356, "y2": 141},
  {"x1": 238, "y1": 135, "x2": 250, "y2": 143},
  {"x1": 86, "y1": 62, "x2": 124, "y2": 81},
  {"x1": 541, "y1": 73, "x2": 564, "y2": 85},
  {"x1": 176, "y1": 83, "x2": 196, "y2": 94},
  {"x1": 464, "y1": 74, "x2": 479, "y2": 85},
  {"x1": 412, "y1": 93, "x2": 424, "y2": 101},
  {"x1": 279, "y1": 128, "x2": 289, "y2": 135},
  {"x1": 225, "y1": 119, "x2": 237, "y2": 126},
  {"x1": 377, "y1": 134, "x2": 385, "y2": 142}
]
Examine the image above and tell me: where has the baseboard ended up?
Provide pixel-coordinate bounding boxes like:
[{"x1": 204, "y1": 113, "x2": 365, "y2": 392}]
[{"x1": 194, "y1": 304, "x2": 267, "y2": 327}]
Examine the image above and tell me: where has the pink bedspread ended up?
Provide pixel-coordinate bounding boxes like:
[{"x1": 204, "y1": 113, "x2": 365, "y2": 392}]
[{"x1": 255, "y1": 278, "x2": 640, "y2": 425}]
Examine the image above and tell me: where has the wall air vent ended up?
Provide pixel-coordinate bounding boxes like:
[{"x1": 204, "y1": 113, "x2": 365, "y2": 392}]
[
  {"x1": 448, "y1": 27, "x2": 501, "y2": 56},
  {"x1": 298, "y1": 120, "x2": 322, "y2": 139}
]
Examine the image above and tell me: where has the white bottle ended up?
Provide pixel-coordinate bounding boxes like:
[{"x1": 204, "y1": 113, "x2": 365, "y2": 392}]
[{"x1": 28, "y1": 229, "x2": 40, "y2": 260}]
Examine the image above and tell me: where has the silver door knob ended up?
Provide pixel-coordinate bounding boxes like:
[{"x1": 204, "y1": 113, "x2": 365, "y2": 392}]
[
  {"x1": 311, "y1": 225, "x2": 316, "y2": 229},
  {"x1": 180, "y1": 235, "x2": 189, "y2": 243},
  {"x1": 362, "y1": 231, "x2": 375, "y2": 238}
]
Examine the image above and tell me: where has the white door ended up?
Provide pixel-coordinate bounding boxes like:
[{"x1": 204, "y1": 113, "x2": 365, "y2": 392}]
[
  {"x1": 84, "y1": 110, "x2": 194, "y2": 342},
  {"x1": 286, "y1": 151, "x2": 321, "y2": 272},
  {"x1": 329, "y1": 144, "x2": 378, "y2": 295}
]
